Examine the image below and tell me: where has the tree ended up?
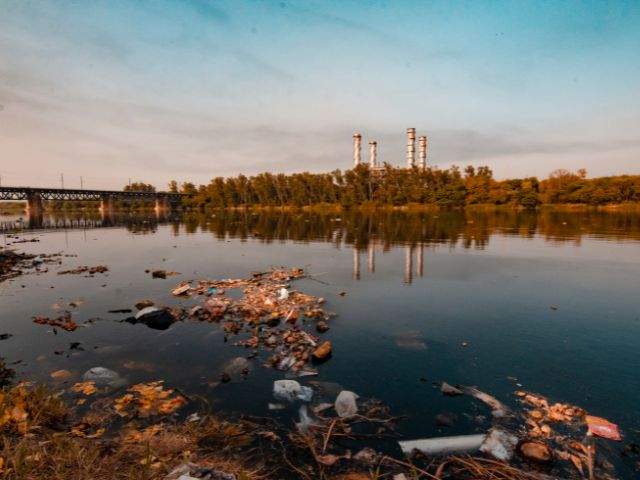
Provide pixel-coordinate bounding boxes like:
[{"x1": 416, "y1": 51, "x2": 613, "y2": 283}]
[{"x1": 123, "y1": 182, "x2": 155, "y2": 192}]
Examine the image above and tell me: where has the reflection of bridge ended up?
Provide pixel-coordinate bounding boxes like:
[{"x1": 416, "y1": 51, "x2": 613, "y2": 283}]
[{"x1": 0, "y1": 186, "x2": 183, "y2": 227}]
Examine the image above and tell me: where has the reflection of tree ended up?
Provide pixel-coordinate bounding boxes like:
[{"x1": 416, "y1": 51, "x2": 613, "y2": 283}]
[
  {"x1": 180, "y1": 209, "x2": 640, "y2": 249},
  {"x1": 12, "y1": 210, "x2": 640, "y2": 246}
]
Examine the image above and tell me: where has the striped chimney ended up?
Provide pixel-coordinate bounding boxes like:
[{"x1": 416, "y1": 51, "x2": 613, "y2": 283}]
[
  {"x1": 353, "y1": 132, "x2": 362, "y2": 167},
  {"x1": 406, "y1": 127, "x2": 416, "y2": 168},
  {"x1": 419, "y1": 135, "x2": 428, "y2": 169}
]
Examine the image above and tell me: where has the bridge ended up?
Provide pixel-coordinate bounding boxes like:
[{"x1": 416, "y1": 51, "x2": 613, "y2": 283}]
[
  {"x1": 0, "y1": 186, "x2": 184, "y2": 227},
  {"x1": 0, "y1": 186, "x2": 183, "y2": 214}
]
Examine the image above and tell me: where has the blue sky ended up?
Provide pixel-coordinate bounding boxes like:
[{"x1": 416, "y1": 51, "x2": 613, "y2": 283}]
[{"x1": 1, "y1": 0, "x2": 639, "y2": 189}]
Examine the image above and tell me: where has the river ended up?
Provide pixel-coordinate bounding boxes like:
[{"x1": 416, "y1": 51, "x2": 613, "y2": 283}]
[{"x1": 1, "y1": 209, "x2": 639, "y2": 476}]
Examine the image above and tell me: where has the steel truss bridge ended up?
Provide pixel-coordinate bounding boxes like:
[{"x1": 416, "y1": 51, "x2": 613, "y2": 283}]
[{"x1": 0, "y1": 186, "x2": 183, "y2": 203}]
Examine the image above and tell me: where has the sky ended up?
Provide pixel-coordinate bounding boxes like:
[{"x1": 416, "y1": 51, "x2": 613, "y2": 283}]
[{"x1": 1, "y1": 0, "x2": 639, "y2": 190}]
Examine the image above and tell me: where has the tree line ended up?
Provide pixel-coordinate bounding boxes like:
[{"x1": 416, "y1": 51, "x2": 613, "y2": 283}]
[{"x1": 155, "y1": 165, "x2": 640, "y2": 209}]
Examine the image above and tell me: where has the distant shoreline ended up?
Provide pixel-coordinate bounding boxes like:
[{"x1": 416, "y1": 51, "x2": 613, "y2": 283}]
[{"x1": 4, "y1": 201, "x2": 640, "y2": 215}]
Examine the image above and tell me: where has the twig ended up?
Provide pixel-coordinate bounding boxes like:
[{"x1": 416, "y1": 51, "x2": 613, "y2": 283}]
[
  {"x1": 321, "y1": 419, "x2": 337, "y2": 455},
  {"x1": 380, "y1": 456, "x2": 441, "y2": 480}
]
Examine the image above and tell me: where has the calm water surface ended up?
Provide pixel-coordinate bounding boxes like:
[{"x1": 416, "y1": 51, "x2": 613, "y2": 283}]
[{"x1": 1, "y1": 210, "x2": 639, "y2": 472}]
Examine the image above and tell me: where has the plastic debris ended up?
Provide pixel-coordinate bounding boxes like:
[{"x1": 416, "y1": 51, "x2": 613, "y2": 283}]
[
  {"x1": 441, "y1": 382, "x2": 463, "y2": 396},
  {"x1": 334, "y1": 390, "x2": 359, "y2": 418},
  {"x1": 295, "y1": 404, "x2": 317, "y2": 433},
  {"x1": 399, "y1": 434, "x2": 486, "y2": 456},
  {"x1": 586, "y1": 415, "x2": 622, "y2": 441},
  {"x1": 273, "y1": 379, "x2": 313, "y2": 402},
  {"x1": 463, "y1": 386, "x2": 510, "y2": 417},
  {"x1": 479, "y1": 428, "x2": 519, "y2": 461},
  {"x1": 278, "y1": 288, "x2": 289, "y2": 300}
]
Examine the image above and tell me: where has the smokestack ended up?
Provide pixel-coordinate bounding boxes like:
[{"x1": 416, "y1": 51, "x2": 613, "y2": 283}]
[
  {"x1": 369, "y1": 140, "x2": 377, "y2": 168},
  {"x1": 406, "y1": 128, "x2": 416, "y2": 168},
  {"x1": 419, "y1": 136, "x2": 427, "y2": 170},
  {"x1": 353, "y1": 132, "x2": 362, "y2": 167}
]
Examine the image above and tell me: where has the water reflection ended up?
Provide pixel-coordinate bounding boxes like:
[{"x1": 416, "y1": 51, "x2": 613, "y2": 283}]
[{"x1": 4, "y1": 209, "x2": 640, "y2": 248}]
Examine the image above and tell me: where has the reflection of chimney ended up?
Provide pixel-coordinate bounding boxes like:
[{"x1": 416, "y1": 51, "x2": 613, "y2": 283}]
[
  {"x1": 353, "y1": 248, "x2": 360, "y2": 280},
  {"x1": 417, "y1": 244, "x2": 424, "y2": 277},
  {"x1": 367, "y1": 242, "x2": 375, "y2": 273},
  {"x1": 369, "y1": 140, "x2": 377, "y2": 168},
  {"x1": 404, "y1": 245, "x2": 414, "y2": 284},
  {"x1": 406, "y1": 128, "x2": 416, "y2": 168},
  {"x1": 419, "y1": 136, "x2": 427, "y2": 170},
  {"x1": 353, "y1": 133, "x2": 362, "y2": 167}
]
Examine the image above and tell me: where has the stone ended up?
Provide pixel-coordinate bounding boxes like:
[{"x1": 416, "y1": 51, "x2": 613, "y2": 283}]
[
  {"x1": 82, "y1": 366, "x2": 126, "y2": 387},
  {"x1": 315, "y1": 320, "x2": 330, "y2": 333},
  {"x1": 435, "y1": 412, "x2": 457, "y2": 427},
  {"x1": 519, "y1": 441, "x2": 552, "y2": 462},
  {"x1": 135, "y1": 300, "x2": 154, "y2": 310},
  {"x1": 353, "y1": 447, "x2": 377, "y2": 465},
  {"x1": 133, "y1": 307, "x2": 175, "y2": 330},
  {"x1": 312, "y1": 341, "x2": 332, "y2": 361},
  {"x1": 50, "y1": 369, "x2": 72, "y2": 380}
]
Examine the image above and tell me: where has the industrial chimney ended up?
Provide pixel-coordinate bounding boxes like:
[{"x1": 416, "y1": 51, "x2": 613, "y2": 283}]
[
  {"x1": 353, "y1": 132, "x2": 362, "y2": 167},
  {"x1": 369, "y1": 140, "x2": 377, "y2": 168},
  {"x1": 406, "y1": 128, "x2": 416, "y2": 168},
  {"x1": 419, "y1": 135, "x2": 428, "y2": 170}
]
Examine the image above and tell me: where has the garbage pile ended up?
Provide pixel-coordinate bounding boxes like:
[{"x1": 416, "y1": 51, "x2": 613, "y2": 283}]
[
  {"x1": 171, "y1": 268, "x2": 334, "y2": 373},
  {"x1": 58, "y1": 265, "x2": 109, "y2": 275},
  {"x1": 396, "y1": 383, "x2": 625, "y2": 480},
  {"x1": 0, "y1": 248, "x2": 64, "y2": 282}
]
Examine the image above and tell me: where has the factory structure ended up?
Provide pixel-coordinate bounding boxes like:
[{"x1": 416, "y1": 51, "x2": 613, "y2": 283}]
[{"x1": 352, "y1": 128, "x2": 428, "y2": 171}]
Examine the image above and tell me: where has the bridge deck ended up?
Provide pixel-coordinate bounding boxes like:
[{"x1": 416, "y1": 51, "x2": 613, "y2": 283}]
[{"x1": 0, "y1": 186, "x2": 184, "y2": 202}]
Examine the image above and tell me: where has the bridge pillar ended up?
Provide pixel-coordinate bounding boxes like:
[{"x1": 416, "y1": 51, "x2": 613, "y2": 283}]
[
  {"x1": 154, "y1": 196, "x2": 171, "y2": 216},
  {"x1": 100, "y1": 195, "x2": 115, "y2": 214},
  {"x1": 100, "y1": 195, "x2": 115, "y2": 224},
  {"x1": 26, "y1": 191, "x2": 43, "y2": 216}
]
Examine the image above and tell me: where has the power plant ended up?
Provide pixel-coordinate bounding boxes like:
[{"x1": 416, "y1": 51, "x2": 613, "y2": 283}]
[{"x1": 353, "y1": 128, "x2": 429, "y2": 170}]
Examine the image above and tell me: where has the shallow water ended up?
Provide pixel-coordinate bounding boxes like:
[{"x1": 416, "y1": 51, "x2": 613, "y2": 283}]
[{"x1": 1, "y1": 209, "x2": 640, "y2": 474}]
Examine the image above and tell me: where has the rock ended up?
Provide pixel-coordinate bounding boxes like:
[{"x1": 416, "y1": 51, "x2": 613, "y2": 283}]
[
  {"x1": 315, "y1": 320, "x2": 330, "y2": 333},
  {"x1": 171, "y1": 284, "x2": 190, "y2": 296},
  {"x1": 50, "y1": 369, "x2": 72, "y2": 380},
  {"x1": 519, "y1": 441, "x2": 552, "y2": 463},
  {"x1": 220, "y1": 372, "x2": 231, "y2": 383},
  {"x1": 151, "y1": 270, "x2": 167, "y2": 279},
  {"x1": 334, "y1": 390, "x2": 358, "y2": 418},
  {"x1": 82, "y1": 366, "x2": 126, "y2": 387},
  {"x1": 353, "y1": 447, "x2": 377, "y2": 465},
  {"x1": 441, "y1": 382, "x2": 463, "y2": 396},
  {"x1": 480, "y1": 428, "x2": 519, "y2": 461},
  {"x1": 312, "y1": 341, "x2": 332, "y2": 361},
  {"x1": 435, "y1": 412, "x2": 457, "y2": 427},
  {"x1": 135, "y1": 300, "x2": 154, "y2": 310},
  {"x1": 133, "y1": 307, "x2": 175, "y2": 330},
  {"x1": 165, "y1": 463, "x2": 236, "y2": 480},
  {"x1": 221, "y1": 357, "x2": 251, "y2": 378},
  {"x1": 273, "y1": 379, "x2": 313, "y2": 402}
]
